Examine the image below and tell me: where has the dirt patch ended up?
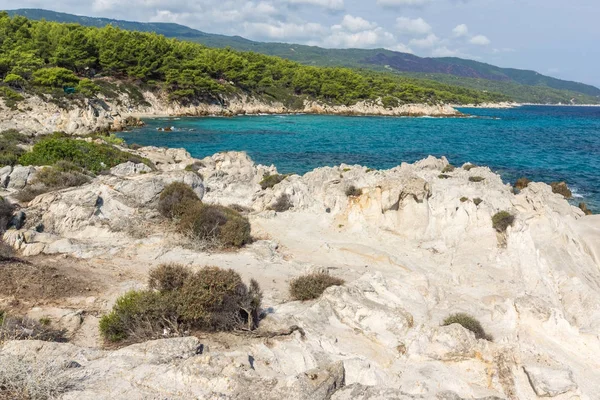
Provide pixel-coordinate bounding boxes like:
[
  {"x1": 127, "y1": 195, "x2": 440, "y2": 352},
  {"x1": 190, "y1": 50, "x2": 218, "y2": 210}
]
[{"x1": 0, "y1": 258, "x2": 97, "y2": 309}]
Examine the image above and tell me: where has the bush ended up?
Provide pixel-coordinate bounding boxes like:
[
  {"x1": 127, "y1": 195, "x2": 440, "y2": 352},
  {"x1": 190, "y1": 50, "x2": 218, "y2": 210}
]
[
  {"x1": 3, "y1": 73, "x2": 26, "y2": 88},
  {"x1": 19, "y1": 136, "x2": 150, "y2": 174},
  {"x1": 442, "y1": 165, "x2": 455, "y2": 173},
  {"x1": 460, "y1": 197, "x2": 469, "y2": 203},
  {"x1": 514, "y1": 177, "x2": 531, "y2": 190},
  {"x1": 438, "y1": 174, "x2": 451, "y2": 179},
  {"x1": 0, "y1": 314, "x2": 66, "y2": 342},
  {"x1": 148, "y1": 264, "x2": 191, "y2": 292},
  {"x1": 492, "y1": 211, "x2": 515, "y2": 233},
  {"x1": 463, "y1": 164, "x2": 477, "y2": 171},
  {"x1": 260, "y1": 174, "x2": 287, "y2": 190},
  {"x1": 0, "y1": 197, "x2": 14, "y2": 232},
  {"x1": 442, "y1": 313, "x2": 492, "y2": 341},
  {"x1": 178, "y1": 202, "x2": 251, "y2": 248},
  {"x1": 76, "y1": 78, "x2": 100, "y2": 96},
  {"x1": 100, "y1": 266, "x2": 262, "y2": 343},
  {"x1": 579, "y1": 202, "x2": 593, "y2": 216},
  {"x1": 32, "y1": 67, "x2": 79, "y2": 88},
  {"x1": 345, "y1": 185, "x2": 362, "y2": 197},
  {"x1": 179, "y1": 267, "x2": 262, "y2": 331},
  {"x1": 473, "y1": 198, "x2": 483, "y2": 206},
  {"x1": 0, "y1": 86, "x2": 24, "y2": 109},
  {"x1": 469, "y1": 176, "x2": 485, "y2": 183},
  {"x1": 0, "y1": 130, "x2": 30, "y2": 166},
  {"x1": 158, "y1": 182, "x2": 200, "y2": 219},
  {"x1": 550, "y1": 181, "x2": 572, "y2": 198},
  {"x1": 33, "y1": 166, "x2": 90, "y2": 188},
  {"x1": 99, "y1": 290, "x2": 181, "y2": 343},
  {"x1": 269, "y1": 193, "x2": 292, "y2": 212},
  {"x1": 289, "y1": 273, "x2": 345, "y2": 301}
]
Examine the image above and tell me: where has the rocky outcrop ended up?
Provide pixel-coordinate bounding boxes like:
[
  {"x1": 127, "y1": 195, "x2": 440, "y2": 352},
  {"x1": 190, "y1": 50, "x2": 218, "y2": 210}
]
[
  {"x1": 0, "y1": 89, "x2": 462, "y2": 135},
  {"x1": 1, "y1": 149, "x2": 600, "y2": 399}
]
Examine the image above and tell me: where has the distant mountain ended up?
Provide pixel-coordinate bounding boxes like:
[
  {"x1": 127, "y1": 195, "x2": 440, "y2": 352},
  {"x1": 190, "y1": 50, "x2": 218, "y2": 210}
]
[{"x1": 7, "y1": 8, "x2": 600, "y2": 104}]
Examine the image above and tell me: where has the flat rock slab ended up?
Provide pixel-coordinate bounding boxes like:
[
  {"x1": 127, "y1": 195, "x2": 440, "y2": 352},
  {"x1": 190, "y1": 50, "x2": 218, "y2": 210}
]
[{"x1": 523, "y1": 365, "x2": 577, "y2": 397}]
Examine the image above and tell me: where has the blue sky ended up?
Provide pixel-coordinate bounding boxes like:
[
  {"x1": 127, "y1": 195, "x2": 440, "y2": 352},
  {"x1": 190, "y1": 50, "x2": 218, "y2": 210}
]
[{"x1": 3, "y1": 0, "x2": 598, "y2": 87}]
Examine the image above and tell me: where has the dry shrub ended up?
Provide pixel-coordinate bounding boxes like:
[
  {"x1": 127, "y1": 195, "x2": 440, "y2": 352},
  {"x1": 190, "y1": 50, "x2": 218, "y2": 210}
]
[
  {"x1": 179, "y1": 267, "x2": 262, "y2": 331},
  {"x1": 15, "y1": 164, "x2": 90, "y2": 204},
  {"x1": 158, "y1": 182, "x2": 200, "y2": 219},
  {"x1": 492, "y1": 211, "x2": 515, "y2": 233},
  {"x1": 269, "y1": 193, "x2": 292, "y2": 212},
  {"x1": 442, "y1": 165, "x2": 455, "y2": 173},
  {"x1": 473, "y1": 198, "x2": 483, "y2": 206},
  {"x1": 289, "y1": 273, "x2": 345, "y2": 301},
  {"x1": 0, "y1": 197, "x2": 14, "y2": 232},
  {"x1": 442, "y1": 313, "x2": 492, "y2": 341},
  {"x1": 463, "y1": 164, "x2": 477, "y2": 171},
  {"x1": 148, "y1": 264, "x2": 190, "y2": 292},
  {"x1": 178, "y1": 202, "x2": 251, "y2": 248},
  {"x1": 579, "y1": 202, "x2": 593, "y2": 215},
  {"x1": 345, "y1": 185, "x2": 362, "y2": 197},
  {"x1": 0, "y1": 354, "x2": 73, "y2": 400},
  {"x1": 550, "y1": 181, "x2": 572, "y2": 198},
  {"x1": 514, "y1": 177, "x2": 531, "y2": 190},
  {"x1": 438, "y1": 174, "x2": 451, "y2": 179},
  {"x1": 469, "y1": 176, "x2": 485, "y2": 183},
  {"x1": 460, "y1": 197, "x2": 469, "y2": 203},
  {"x1": 99, "y1": 266, "x2": 262, "y2": 343},
  {"x1": 0, "y1": 314, "x2": 66, "y2": 343}
]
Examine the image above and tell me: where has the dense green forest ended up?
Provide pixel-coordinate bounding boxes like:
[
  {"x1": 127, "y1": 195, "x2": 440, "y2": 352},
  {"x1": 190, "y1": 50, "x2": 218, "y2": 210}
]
[
  {"x1": 0, "y1": 13, "x2": 507, "y2": 108},
  {"x1": 6, "y1": 8, "x2": 599, "y2": 105}
]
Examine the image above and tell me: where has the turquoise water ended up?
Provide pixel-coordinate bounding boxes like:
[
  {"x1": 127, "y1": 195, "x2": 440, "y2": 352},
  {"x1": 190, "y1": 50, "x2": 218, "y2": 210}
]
[{"x1": 119, "y1": 106, "x2": 600, "y2": 211}]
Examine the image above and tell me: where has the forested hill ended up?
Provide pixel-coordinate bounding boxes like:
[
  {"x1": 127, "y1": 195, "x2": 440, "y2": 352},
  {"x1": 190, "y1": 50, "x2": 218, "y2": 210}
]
[
  {"x1": 6, "y1": 8, "x2": 600, "y2": 104},
  {"x1": 0, "y1": 13, "x2": 508, "y2": 110}
]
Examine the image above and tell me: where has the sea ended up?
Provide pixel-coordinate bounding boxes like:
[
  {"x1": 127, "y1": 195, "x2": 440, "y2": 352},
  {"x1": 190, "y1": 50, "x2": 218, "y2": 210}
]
[{"x1": 118, "y1": 106, "x2": 600, "y2": 211}]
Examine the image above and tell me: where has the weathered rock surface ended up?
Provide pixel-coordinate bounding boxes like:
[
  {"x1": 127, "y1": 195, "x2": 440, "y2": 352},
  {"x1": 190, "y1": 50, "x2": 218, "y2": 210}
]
[{"x1": 1, "y1": 149, "x2": 600, "y2": 399}]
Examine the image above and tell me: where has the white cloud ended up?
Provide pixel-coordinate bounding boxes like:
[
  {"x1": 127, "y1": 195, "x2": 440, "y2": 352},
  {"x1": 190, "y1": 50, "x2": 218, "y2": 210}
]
[
  {"x1": 286, "y1": 0, "x2": 344, "y2": 10},
  {"x1": 377, "y1": 0, "x2": 430, "y2": 7},
  {"x1": 323, "y1": 27, "x2": 395, "y2": 48},
  {"x1": 396, "y1": 17, "x2": 432, "y2": 36},
  {"x1": 409, "y1": 33, "x2": 439, "y2": 48},
  {"x1": 432, "y1": 46, "x2": 459, "y2": 57},
  {"x1": 452, "y1": 24, "x2": 468, "y2": 37},
  {"x1": 470, "y1": 34, "x2": 491, "y2": 45},
  {"x1": 339, "y1": 15, "x2": 377, "y2": 32},
  {"x1": 244, "y1": 21, "x2": 328, "y2": 41},
  {"x1": 390, "y1": 43, "x2": 414, "y2": 53}
]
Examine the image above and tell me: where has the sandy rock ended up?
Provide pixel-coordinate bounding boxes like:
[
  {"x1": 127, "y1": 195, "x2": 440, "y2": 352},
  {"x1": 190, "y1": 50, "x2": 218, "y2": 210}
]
[
  {"x1": 109, "y1": 162, "x2": 153, "y2": 176},
  {"x1": 0, "y1": 165, "x2": 12, "y2": 187},
  {"x1": 7, "y1": 165, "x2": 35, "y2": 189}
]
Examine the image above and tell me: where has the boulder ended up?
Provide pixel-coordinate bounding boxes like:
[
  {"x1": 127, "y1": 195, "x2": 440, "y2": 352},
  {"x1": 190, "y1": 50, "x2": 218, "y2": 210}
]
[
  {"x1": 110, "y1": 162, "x2": 153, "y2": 176},
  {"x1": 7, "y1": 165, "x2": 36, "y2": 189},
  {"x1": 523, "y1": 365, "x2": 577, "y2": 397}
]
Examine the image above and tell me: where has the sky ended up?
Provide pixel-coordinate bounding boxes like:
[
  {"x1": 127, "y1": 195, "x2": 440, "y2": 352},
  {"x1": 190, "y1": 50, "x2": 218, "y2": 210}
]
[{"x1": 3, "y1": 0, "x2": 599, "y2": 87}]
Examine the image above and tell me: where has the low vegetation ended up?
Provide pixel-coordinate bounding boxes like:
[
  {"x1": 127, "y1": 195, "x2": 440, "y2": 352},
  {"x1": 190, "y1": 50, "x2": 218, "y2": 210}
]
[
  {"x1": 473, "y1": 198, "x2": 483, "y2": 206},
  {"x1": 0, "y1": 129, "x2": 30, "y2": 167},
  {"x1": 469, "y1": 176, "x2": 485, "y2": 183},
  {"x1": 492, "y1": 211, "x2": 515, "y2": 233},
  {"x1": 260, "y1": 174, "x2": 287, "y2": 190},
  {"x1": 19, "y1": 135, "x2": 150, "y2": 174},
  {"x1": 0, "y1": 313, "x2": 66, "y2": 343},
  {"x1": 289, "y1": 273, "x2": 345, "y2": 301},
  {"x1": 579, "y1": 202, "x2": 593, "y2": 215},
  {"x1": 0, "y1": 197, "x2": 14, "y2": 232},
  {"x1": 345, "y1": 185, "x2": 362, "y2": 197},
  {"x1": 158, "y1": 182, "x2": 200, "y2": 219},
  {"x1": 442, "y1": 165, "x2": 455, "y2": 173},
  {"x1": 463, "y1": 164, "x2": 477, "y2": 171},
  {"x1": 269, "y1": 193, "x2": 292, "y2": 212},
  {"x1": 550, "y1": 181, "x2": 572, "y2": 198},
  {"x1": 438, "y1": 174, "x2": 451, "y2": 179},
  {"x1": 99, "y1": 265, "x2": 262, "y2": 343},
  {"x1": 442, "y1": 313, "x2": 492, "y2": 341},
  {"x1": 460, "y1": 197, "x2": 469, "y2": 203},
  {"x1": 514, "y1": 177, "x2": 531, "y2": 190}
]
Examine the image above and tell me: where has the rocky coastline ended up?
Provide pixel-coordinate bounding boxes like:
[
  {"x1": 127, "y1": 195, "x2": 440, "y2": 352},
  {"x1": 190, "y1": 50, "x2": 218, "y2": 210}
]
[
  {"x1": 0, "y1": 90, "x2": 461, "y2": 136},
  {"x1": 0, "y1": 141, "x2": 599, "y2": 399}
]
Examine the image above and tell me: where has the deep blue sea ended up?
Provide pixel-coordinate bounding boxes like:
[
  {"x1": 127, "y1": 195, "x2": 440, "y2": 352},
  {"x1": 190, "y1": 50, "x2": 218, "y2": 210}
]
[{"x1": 119, "y1": 106, "x2": 600, "y2": 211}]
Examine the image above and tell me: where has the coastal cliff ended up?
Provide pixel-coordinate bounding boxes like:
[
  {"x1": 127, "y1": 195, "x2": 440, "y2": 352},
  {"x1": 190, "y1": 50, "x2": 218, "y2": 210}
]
[
  {"x1": 0, "y1": 90, "x2": 461, "y2": 136},
  {"x1": 1, "y1": 144, "x2": 599, "y2": 399}
]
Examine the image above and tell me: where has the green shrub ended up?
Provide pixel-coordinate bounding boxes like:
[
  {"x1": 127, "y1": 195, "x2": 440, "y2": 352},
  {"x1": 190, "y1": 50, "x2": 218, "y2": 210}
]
[
  {"x1": 33, "y1": 166, "x2": 90, "y2": 188},
  {"x1": 442, "y1": 165, "x2": 455, "y2": 173},
  {"x1": 99, "y1": 290, "x2": 181, "y2": 343},
  {"x1": 32, "y1": 67, "x2": 79, "y2": 88},
  {"x1": 100, "y1": 266, "x2": 263, "y2": 343},
  {"x1": 442, "y1": 313, "x2": 492, "y2": 341},
  {"x1": 438, "y1": 174, "x2": 451, "y2": 179},
  {"x1": 19, "y1": 136, "x2": 149, "y2": 173},
  {"x1": 179, "y1": 267, "x2": 262, "y2": 331},
  {"x1": 492, "y1": 211, "x2": 515, "y2": 233},
  {"x1": 473, "y1": 198, "x2": 483, "y2": 206},
  {"x1": 158, "y1": 182, "x2": 200, "y2": 219},
  {"x1": 269, "y1": 193, "x2": 292, "y2": 212},
  {"x1": 469, "y1": 176, "x2": 485, "y2": 183},
  {"x1": 0, "y1": 86, "x2": 24, "y2": 108},
  {"x1": 148, "y1": 264, "x2": 191, "y2": 292},
  {"x1": 289, "y1": 273, "x2": 345, "y2": 301},
  {"x1": 178, "y1": 202, "x2": 251, "y2": 248},
  {"x1": 345, "y1": 185, "x2": 362, "y2": 197},
  {"x1": 3, "y1": 73, "x2": 26, "y2": 88},
  {"x1": 76, "y1": 78, "x2": 100, "y2": 96},
  {"x1": 0, "y1": 130, "x2": 28, "y2": 166},
  {"x1": 260, "y1": 174, "x2": 287, "y2": 190},
  {"x1": 463, "y1": 164, "x2": 477, "y2": 171},
  {"x1": 460, "y1": 197, "x2": 469, "y2": 203}
]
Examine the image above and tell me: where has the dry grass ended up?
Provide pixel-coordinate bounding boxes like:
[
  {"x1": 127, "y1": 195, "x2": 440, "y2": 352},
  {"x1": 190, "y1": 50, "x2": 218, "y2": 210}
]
[
  {"x1": 442, "y1": 313, "x2": 492, "y2": 341},
  {"x1": 345, "y1": 185, "x2": 362, "y2": 197},
  {"x1": 158, "y1": 182, "x2": 200, "y2": 219},
  {"x1": 269, "y1": 194, "x2": 292, "y2": 212}
]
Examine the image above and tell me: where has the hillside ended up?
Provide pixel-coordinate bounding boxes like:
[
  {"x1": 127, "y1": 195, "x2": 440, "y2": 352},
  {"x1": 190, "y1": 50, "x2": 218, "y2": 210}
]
[{"x1": 6, "y1": 8, "x2": 600, "y2": 104}]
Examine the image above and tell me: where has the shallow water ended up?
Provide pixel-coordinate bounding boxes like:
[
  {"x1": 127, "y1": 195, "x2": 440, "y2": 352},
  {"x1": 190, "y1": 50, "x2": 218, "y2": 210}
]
[{"x1": 119, "y1": 106, "x2": 600, "y2": 211}]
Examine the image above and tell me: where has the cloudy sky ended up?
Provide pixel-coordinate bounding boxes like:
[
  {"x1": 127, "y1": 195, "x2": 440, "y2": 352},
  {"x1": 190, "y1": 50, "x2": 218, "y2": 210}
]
[{"x1": 4, "y1": 0, "x2": 599, "y2": 87}]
